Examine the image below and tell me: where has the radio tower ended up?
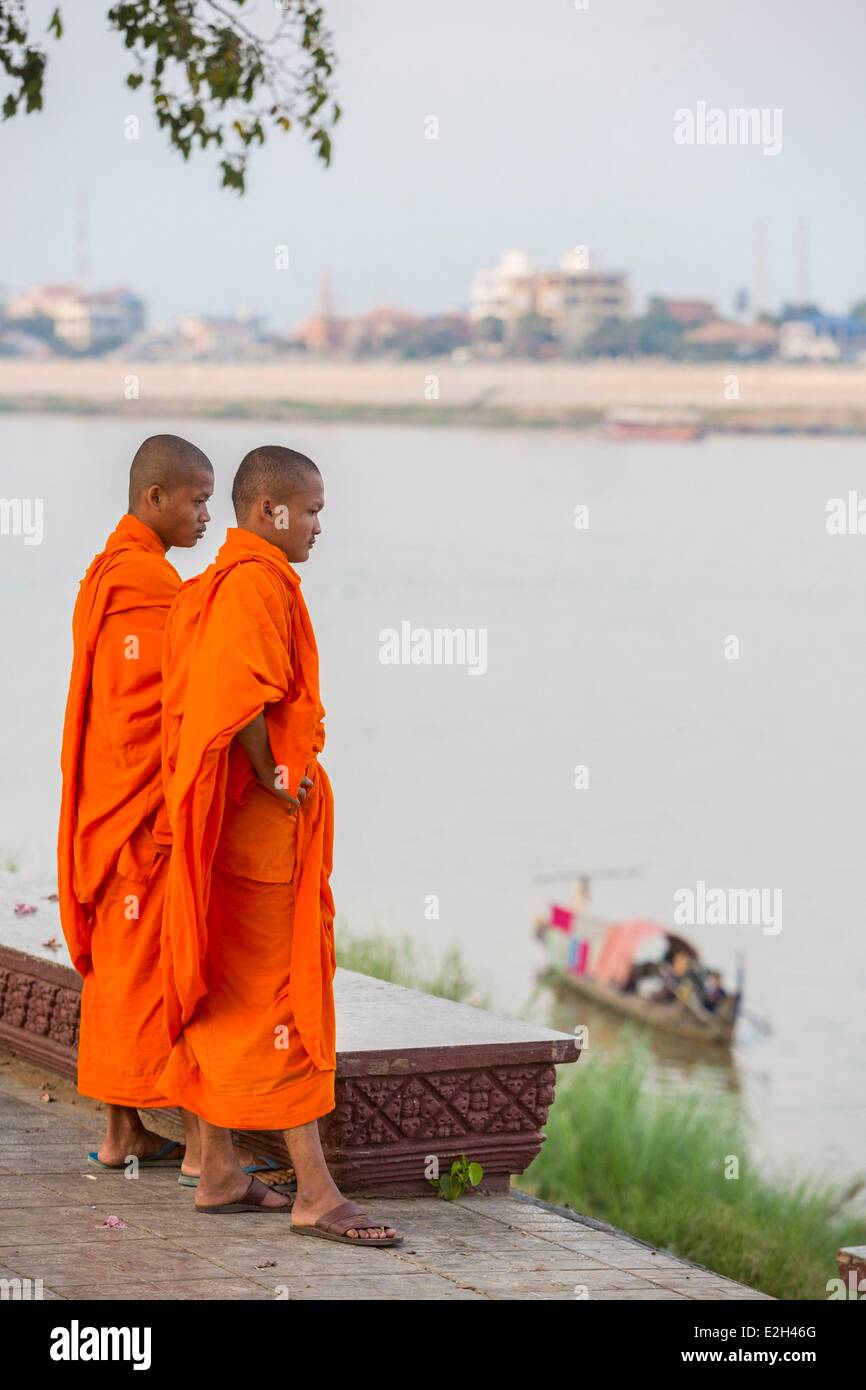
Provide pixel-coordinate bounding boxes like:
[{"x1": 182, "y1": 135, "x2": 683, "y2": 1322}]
[
  {"x1": 318, "y1": 269, "x2": 333, "y2": 350},
  {"x1": 752, "y1": 222, "x2": 768, "y2": 318},
  {"x1": 77, "y1": 190, "x2": 91, "y2": 292},
  {"x1": 795, "y1": 220, "x2": 810, "y2": 307}
]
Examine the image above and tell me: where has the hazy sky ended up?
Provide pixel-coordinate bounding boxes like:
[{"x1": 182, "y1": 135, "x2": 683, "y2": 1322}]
[{"x1": 2, "y1": 0, "x2": 864, "y2": 328}]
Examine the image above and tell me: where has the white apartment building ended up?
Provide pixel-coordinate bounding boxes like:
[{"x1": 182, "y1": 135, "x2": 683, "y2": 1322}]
[{"x1": 471, "y1": 249, "x2": 631, "y2": 349}]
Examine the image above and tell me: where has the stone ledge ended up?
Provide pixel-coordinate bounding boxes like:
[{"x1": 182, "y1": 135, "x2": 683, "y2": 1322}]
[{"x1": 0, "y1": 945, "x2": 579, "y2": 1195}]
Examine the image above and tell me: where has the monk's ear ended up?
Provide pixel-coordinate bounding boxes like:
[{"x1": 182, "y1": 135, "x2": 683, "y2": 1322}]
[{"x1": 145, "y1": 483, "x2": 164, "y2": 511}]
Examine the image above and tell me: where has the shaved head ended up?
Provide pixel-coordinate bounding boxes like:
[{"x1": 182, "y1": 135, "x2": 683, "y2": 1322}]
[
  {"x1": 128, "y1": 434, "x2": 214, "y2": 552},
  {"x1": 232, "y1": 444, "x2": 324, "y2": 563},
  {"x1": 129, "y1": 434, "x2": 213, "y2": 510},
  {"x1": 232, "y1": 445, "x2": 320, "y2": 522}
]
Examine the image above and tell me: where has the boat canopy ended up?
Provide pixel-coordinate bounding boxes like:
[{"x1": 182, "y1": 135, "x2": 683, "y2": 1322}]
[{"x1": 592, "y1": 920, "x2": 695, "y2": 985}]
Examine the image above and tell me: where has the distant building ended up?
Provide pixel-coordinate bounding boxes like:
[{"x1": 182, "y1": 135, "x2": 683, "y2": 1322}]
[
  {"x1": 294, "y1": 312, "x2": 344, "y2": 354},
  {"x1": 347, "y1": 305, "x2": 423, "y2": 354},
  {"x1": 471, "y1": 249, "x2": 631, "y2": 351},
  {"x1": 292, "y1": 304, "x2": 424, "y2": 355},
  {"x1": 176, "y1": 313, "x2": 264, "y2": 360},
  {"x1": 779, "y1": 320, "x2": 840, "y2": 362},
  {"x1": 682, "y1": 319, "x2": 778, "y2": 358},
  {"x1": 779, "y1": 314, "x2": 866, "y2": 363},
  {"x1": 0, "y1": 329, "x2": 53, "y2": 360},
  {"x1": 470, "y1": 250, "x2": 535, "y2": 344},
  {"x1": 7, "y1": 284, "x2": 145, "y2": 351},
  {"x1": 654, "y1": 298, "x2": 716, "y2": 326}
]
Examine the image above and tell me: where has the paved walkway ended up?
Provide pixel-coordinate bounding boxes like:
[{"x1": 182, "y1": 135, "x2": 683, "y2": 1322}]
[{"x1": 0, "y1": 1049, "x2": 772, "y2": 1301}]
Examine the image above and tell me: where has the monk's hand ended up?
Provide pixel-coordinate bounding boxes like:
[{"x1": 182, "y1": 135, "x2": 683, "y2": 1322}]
[
  {"x1": 295, "y1": 775, "x2": 314, "y2": 807},
  {"x1": 272, "y1": 787, "x2": 301, "y2": 814},
  {"x1": 236, "y1": 714, "x2": 305, "y2": 815}
]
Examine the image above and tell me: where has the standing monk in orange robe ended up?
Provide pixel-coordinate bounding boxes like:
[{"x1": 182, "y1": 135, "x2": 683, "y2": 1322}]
[
  {"x1": 159, "y1": 446, "x2": 401, "y2": 1243},
  {"x1": 58, "y1": 435, "x2": 214, "y2": 1170}
]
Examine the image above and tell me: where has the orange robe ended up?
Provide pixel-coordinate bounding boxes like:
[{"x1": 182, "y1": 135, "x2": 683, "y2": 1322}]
[
  {"x1": 157, "y1": 527, "x2": 337, "y2": 1130},
  {"x1": 57, "y1": 514, "x2": 180, "y2": 1106}
]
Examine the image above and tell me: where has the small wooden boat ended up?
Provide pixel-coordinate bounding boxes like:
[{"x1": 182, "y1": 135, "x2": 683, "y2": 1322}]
[
  {"x1": 536, "y1": 956, "x2": 740, "y2": 1044},
  {"x1": 602, "y1": 407, "x2": 705, "y2": 441},
  {"x1": 533, "y1": 874, "x2": 742, "y2": 1046}
]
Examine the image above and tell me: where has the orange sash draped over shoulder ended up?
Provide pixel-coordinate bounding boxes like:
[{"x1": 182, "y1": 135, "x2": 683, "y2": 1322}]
[
  {"x1": 161, "y1": 527, "x2": 336, "y2": 1075},
  {"x1": 58, "y1": 515, "x2": 180, "y2": 976}
]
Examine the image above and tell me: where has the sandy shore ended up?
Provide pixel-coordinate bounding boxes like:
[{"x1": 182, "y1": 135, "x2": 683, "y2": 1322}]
[{"x1": 0, "y1": 358, "x2": 864, "y2": 430}]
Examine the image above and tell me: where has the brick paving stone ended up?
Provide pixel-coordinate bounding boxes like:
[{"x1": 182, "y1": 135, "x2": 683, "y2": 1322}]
[
  {"x1": 591, "y1": 1288, "x2": 691, "y2": 1301},
  {"x1": 284, "y1": 1275, "x2": 487, "y2": 1300},
  {"x1": 0, "y1": 1175, "x2": 71, "y2": 1208},
  {"x1": 40, "y1": 1279, "x2": 273, "y2": 1301},
  {"x1": 21, "y1": 1174, "x2": 184, "y2": 1206},
  {"x1": 0, "y1": 1206, "x2": 160, "y2": 1246},
  {"x1": 0, "y1": 1238, "x2": 239, "y2": 1285}
]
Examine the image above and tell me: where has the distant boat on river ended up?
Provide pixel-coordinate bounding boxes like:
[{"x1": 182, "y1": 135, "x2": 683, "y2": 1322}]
[
  {"x1": 602, "y1": 407, "x2": 705, "y2": 441},
  {"x1": 533, "y1": 871, "x2": 743, "y2": 1047}
]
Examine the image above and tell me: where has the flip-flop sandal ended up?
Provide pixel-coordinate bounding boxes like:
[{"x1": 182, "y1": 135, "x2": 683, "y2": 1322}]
[
  {"x1": 195, "y1": 1174, "x2": 296, "y2": 1215},
  {"x1": 291, "y1": 1199, "x2": 403, "y2": 1247},
  {"x1": 87, "y1": 1139, "x2": 185, "y2": 1170},
  {"x1": 178, "y1": 1154, "x2": 295, "y2": 1189}
]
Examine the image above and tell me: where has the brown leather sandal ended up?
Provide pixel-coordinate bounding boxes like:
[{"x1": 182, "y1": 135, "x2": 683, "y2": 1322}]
[
  {"x1": 195, "y1": 1174, "x2": 295, "y2": 1215},
  {"x1": 291, "y1": 1198, "x2": 403, "y2": 1247}
]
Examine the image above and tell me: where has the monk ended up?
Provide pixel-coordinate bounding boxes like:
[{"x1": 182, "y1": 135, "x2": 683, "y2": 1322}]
[
  {"x1": 158, "y1": 446, "x2": 401, "y2": 1244},
  {"x1": 57, "y1": 435, "x2": 215, "y2": 1172}
]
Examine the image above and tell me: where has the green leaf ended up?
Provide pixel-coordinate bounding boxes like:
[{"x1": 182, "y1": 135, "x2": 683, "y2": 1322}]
[{"x1": 468, "y1": 1163, "x2": 483, "y2": 1186}]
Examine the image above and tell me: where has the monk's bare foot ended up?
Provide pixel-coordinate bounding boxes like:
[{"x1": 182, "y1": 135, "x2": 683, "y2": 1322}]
[
  {"x1": 96, "y1": 1131, "x2": 184, "y2": 1166},
  {"x1": 194, "y1": 1174, "x2": 292, "y2": 1210},
  {"x1": 291, "y1": 1189, "x2": 396, "y2": 1241}
]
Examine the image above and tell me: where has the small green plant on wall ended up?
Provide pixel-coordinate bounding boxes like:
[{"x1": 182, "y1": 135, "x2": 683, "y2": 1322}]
[{"x1": 429, "y1": 1155, "x2": 484, "y2": 1201}]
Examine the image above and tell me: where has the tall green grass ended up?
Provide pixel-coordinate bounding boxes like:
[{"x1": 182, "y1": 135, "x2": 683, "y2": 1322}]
[
  {"x1": 518, "y1": 1029, "x2": 865, "y2": 1300},
  {"x1": 335, "y1": 922, "x2": 491, "y2": 1008}
]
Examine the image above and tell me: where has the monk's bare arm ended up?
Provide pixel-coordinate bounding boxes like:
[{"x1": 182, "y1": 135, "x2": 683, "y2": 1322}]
[{"x1": 236, "y1": 712, "x2": 311, "y2": 812}]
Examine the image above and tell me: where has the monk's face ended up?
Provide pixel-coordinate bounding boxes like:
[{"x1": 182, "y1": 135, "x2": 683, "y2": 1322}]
[
  {"x1": 261, "y1": 477, "x2": 325, "y2": 562},
  {"x1": 149, "y1": 467, "x2": 214, "y2": 549}
]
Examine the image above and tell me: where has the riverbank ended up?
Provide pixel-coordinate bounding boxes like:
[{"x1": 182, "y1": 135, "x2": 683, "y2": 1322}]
[
  {"x1": 518, "y1": 1031, "x2": 865, "y2": 1301},
  {"x1": 1, "y1": 358, "x2": 865, "y2": 433}
]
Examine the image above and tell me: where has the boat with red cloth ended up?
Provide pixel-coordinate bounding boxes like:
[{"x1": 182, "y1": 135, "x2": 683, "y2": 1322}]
[{"x1": 533, "y1": 874, "x2": 742, "y2": 1046}]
